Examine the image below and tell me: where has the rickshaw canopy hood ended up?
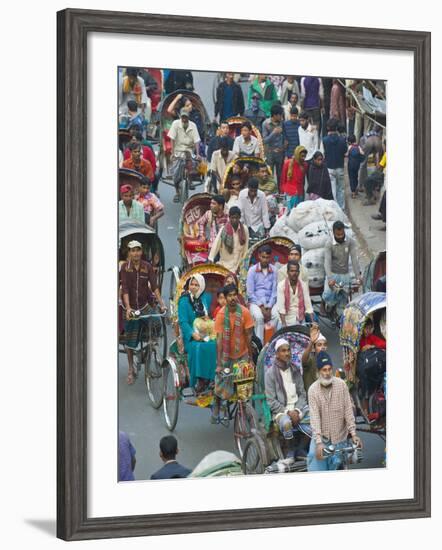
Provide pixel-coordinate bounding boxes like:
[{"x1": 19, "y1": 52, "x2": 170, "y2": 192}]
[{"x1": 339, "y1": 291, "x2": 386, "y2": 354}]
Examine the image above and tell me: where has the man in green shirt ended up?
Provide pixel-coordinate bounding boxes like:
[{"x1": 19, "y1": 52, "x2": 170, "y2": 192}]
[{"x1": 248, "y1": 75, "x2": 278, "y2": 117}]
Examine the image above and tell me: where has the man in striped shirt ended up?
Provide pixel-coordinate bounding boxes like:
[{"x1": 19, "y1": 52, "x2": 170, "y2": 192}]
[{"x1": 307, "y1": 352, "x2": 362, "y2": 471}]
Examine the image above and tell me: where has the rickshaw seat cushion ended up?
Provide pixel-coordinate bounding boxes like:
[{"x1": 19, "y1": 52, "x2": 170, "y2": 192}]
[{"x1": 183, "y1": 238, "x2": 209, "y2": 253}]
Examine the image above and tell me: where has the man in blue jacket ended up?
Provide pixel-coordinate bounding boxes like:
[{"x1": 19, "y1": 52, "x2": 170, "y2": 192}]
[
  {"x1": 323, "y1": 118, "x2": 348, "y2": 209},
  {"x1": 150, "y1": 436, "x2": 192, "y2": 480}
]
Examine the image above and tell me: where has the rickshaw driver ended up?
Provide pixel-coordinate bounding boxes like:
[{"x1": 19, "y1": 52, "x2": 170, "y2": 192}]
[
  {"x1": 121, "y1": 241, "x2": 167, "y2": 385},
  {"x1": 213, "y1": 284, "x2": 255, "y2": 423},
  {"x1": 322, "y1": 220, "x2": 362, "y2": 314},
  {"x1": 265, "y1": 338, "x2": 308, "y2": 462},
  {"x1": 168, "y1": 109, "x2": 201, "y2": 203}
]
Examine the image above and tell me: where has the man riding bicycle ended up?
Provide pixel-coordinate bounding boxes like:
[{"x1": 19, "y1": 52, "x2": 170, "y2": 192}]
[
  {"x1": 322, "y1": 220, "x2": 362, "y2": 314},
  {"x1": 121, "y1": 240, "x2": 167, "y2": 385},
  {"x1": 167, "y1": 108, "x2": 201, "y2": 202}
]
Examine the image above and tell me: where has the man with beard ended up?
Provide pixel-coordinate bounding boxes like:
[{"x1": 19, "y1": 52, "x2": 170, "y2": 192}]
[
  {"x1": 265, "y1": 338, "x2": 308, "y2": 461},
  {"x1": 322, "y1": 221, "x2": 362, "y2": 313},
  {"x1": 307, "y1": 352, "x2": 362, "y2": 471}
]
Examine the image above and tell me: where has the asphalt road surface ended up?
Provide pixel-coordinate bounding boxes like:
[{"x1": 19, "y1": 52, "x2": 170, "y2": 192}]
[{"x1": 118, "y1": 71, "x2": 385, "y2": 481}]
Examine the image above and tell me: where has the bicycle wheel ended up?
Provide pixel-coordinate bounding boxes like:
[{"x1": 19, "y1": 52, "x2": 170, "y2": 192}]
[
  {"x1": 233, "y1": 401, "x2": 259, "y2": 458},
  {"x1": 144, "y1": 322, "x2": 163, "y2": 409},
  {"x1": 162, "y1": 358, "x2": 180, "y2": 431},
  {"x1": 180, "y1": 172, "x2": 189, "y2": 204},
  {"x1": 242, "y1": 434, "x2": 267, "y2": 475}
]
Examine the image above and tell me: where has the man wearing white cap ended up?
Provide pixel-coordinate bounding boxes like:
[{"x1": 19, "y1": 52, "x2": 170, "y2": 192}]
[
  {"x1": 301, "y1": 323, "x2": 327, "y2": 393},
  {"x1": 265, "y1": 338, "x2": 308, "y2": 461},
  {"x1": 120, "y1": 240, "x2": 167, "y2": 385}
]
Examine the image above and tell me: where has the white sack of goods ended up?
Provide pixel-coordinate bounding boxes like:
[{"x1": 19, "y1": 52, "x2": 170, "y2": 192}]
[
  {"x1": 302, "y1": 248, "x2": 326, "y2": 288},
  {"x1": 287, "y1": 200, "x2": 323, "y2": 232},
  {"x1": 269, "y1": 215, "x2": 299, "y2": 243},
  {"x1": 298, "y1": 221, "x2": 332, "y2": 250},
  {"x1": 315, "y1": 198, "x2": 349, "y2": 225}
]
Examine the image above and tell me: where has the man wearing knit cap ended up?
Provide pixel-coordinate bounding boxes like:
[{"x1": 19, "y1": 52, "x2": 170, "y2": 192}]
[
  {"x1": 265, "y1": 338, "x2": 308, "y2": 462},
  {"x1": 301, "y1": 323, "x2": 327, "y2": 393},
  {"x1": 307, "y1": 351, "x2": 362, "y2": 471}
]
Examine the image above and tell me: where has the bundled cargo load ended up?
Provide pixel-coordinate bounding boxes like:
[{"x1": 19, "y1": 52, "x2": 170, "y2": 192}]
[
  {"x1": 287, "y1": 200, "x2": 323, "y2": 232},
  {"x1": 298, "y1": 221, "x2": 331, "y2": 250},
  {"x1": 302, "y1": 248, "x2": 326, "y2": 288},
  {"x1": 269, "y1": 215, "x2": 299, "y2": 243}
]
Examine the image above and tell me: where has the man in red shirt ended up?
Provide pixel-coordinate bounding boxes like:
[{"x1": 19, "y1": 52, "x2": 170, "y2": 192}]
[
  {"x1": 120, "y1": 240, "x2": 167, "y2": 384},
  {"x1": 122, "y1": 141, "x2": 154, "y2": 182}
]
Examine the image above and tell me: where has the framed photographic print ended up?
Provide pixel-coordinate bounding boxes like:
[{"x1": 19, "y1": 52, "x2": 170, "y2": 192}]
[{"x1": 57, "y1": 8, "x2": 431, "y2": 541}]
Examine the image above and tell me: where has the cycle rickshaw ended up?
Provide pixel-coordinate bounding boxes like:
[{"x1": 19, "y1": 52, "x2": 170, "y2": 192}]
[
  {"x1": 362, "y1": 250, "x2": 386, "y2": 292},
  {"x1": 178, "y1": 192, "x2": 213, "y2": 271},
  {"x1": 221, "y1": 156, "x2": 269, "y2": 194},
  {"x1": 226, "y1": 115, "x2": 265, "y2": 158},
  {"x1": 241, "y1": 326, "x2": 313, "y2": 474},
  {"x1": 162, "y1": 263, "x2": 261, "y2": 457},
  {"x1": 241, "y1": 326, "x2": 362, "y2": 474},
  {"x1": 339, "y1": 291, "x2": 387, "y2": 438},
  {"x1": 118, "y1": 219, "x2": 167, "y2": 408},
  {"x1": 238, "y1": 236, "x2": 295, "y2": 299},
  {"x1": 157, "y1": 89, "x2": 211, "y2": 201}
]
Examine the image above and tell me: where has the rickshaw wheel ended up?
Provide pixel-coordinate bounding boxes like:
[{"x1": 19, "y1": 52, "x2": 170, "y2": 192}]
[
  {"x1": 233, "y1": 401, "x2": 259, "y2": 458},
  {"x1": 162, "y1": 359, "x2": 180, "y2": 431},
  {"x1": 242, "y1": 434, "x2": 267, "y2": 475},
  {"x1": 144, "y1": 319, "x2": 167, "y2": 409}
]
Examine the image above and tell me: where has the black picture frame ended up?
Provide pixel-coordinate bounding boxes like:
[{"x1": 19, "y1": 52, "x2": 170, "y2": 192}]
[{"x1": 57, "y1": 8, "x2": 431, "y2": 541}]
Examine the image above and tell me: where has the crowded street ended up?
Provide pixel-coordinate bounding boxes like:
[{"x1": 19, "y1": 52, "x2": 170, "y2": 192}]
[{"x1": 118, "y1": 69, "x2": 387, "y2": 481}]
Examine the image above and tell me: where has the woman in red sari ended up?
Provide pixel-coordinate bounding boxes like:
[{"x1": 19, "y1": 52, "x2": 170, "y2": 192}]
[{"x1": 280, "y1": 145, "x2": 308, "y2": 210}]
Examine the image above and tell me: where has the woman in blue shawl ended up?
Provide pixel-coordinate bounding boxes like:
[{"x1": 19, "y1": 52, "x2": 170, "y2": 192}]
[{"x1": 178, "y1": 274, "x2": 217, "y2": 392}]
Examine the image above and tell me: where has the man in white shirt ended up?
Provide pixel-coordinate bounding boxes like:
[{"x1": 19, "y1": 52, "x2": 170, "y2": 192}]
[
  {"x1": 277, "y1": 245, "x2": 310, "y2": 286},
  {"x1": 298, "y1": 111, "x2": 320, "y2": 161},
  {"x1": 237, "y1": 178, "x2": 270, "y2": 239},
  {"x1": 168, "y1": 109, "x2": 201, "y2": 202},
  {"x1": 232, "y1": 121, "x2": 262, "y2": 158},
  {"x1": 210, "y1": 137, "x2": 235, "y2": 190},
  {"x1": 265, "y1": 338, "x2": 308, "y2": 461},
  {"x1": 277, "y1": 260, "x2": 314, "y2": 326}
]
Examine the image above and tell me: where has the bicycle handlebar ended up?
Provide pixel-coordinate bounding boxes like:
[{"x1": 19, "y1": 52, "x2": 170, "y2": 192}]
[
  {"x1": 130, "y1": 310, "x2": 168, "y2": 320},
  {"x1": 322, "y1": 443, "x2": 358, "y2": 456}
]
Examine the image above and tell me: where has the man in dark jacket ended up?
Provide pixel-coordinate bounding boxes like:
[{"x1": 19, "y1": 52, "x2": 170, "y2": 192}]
[
  {"x1": 265, "y1": 338, "x2": 308, "y2": 461},
  {"x1": 322, "y1": 118, "x2": 348, "y2": 209},
  {"x1": 214, "y1": 73, "x2": 245, "y2": 122},
  {"x1": 164, "y1": 70, "x2": 194, "y2": 94},
  {"x1": 150, "y1": 436, "x2": 192, "y2": 480}
]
